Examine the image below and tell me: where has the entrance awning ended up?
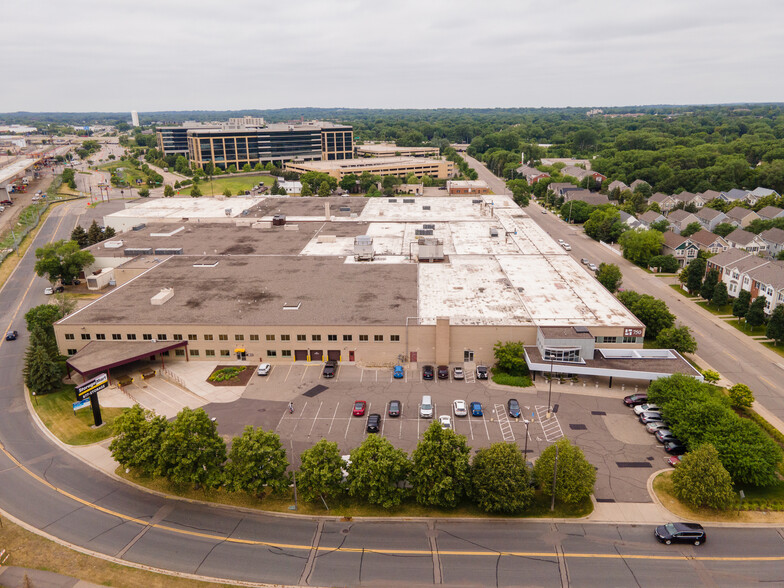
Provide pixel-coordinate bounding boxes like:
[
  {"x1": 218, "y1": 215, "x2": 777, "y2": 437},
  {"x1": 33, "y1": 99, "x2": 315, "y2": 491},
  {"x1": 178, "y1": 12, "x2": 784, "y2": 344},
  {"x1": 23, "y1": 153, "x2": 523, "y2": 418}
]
[{"x1": 66, "y1": 340, "x2": 189, "y2": 380}]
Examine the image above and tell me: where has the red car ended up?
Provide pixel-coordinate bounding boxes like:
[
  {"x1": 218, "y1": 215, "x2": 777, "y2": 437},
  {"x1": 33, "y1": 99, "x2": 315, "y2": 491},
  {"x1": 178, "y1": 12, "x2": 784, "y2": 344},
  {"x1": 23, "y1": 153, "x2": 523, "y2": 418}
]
[
  {"x1": 352, "y1": 400, "x2": 367, "y2": 417},
  {"x1": 667, "y1": 455, "x2": 681, "y2": 467}
]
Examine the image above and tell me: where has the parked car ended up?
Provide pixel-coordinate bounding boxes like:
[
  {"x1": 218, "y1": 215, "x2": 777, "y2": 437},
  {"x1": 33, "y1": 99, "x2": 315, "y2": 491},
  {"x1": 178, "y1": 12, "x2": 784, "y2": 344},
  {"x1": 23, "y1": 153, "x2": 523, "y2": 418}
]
[
  {"x1": 54, "y1": 285, "x2": 64, "y2": 293},
  {"x1": 453, "y1": 366, "x2": 464, "y2": 380},
  {"x1": 439, "y1": 415, "x2": 452, "y2": 430},
  {"x1": 541, "y1": 209, "x2": 546, "y2": 214},
  {"x1": 580, "y1": 258, "x2": 589, "y2": 265},
  {"x1": 388, "y1": 400, "x2": 401, "y2": 417},
  {"x1": 0, "y1": 200, "x2": 13, "y2": 206},
  {"x1": 44, "y1": 287, "x2": 54, "y2": 295},
  {"x1": 645, "y1": 421, "x2": 669, "y2": 434},
  {"x1": 667, "y1": 455, "x2": 681, "y2": 467},
  {"x1": 561, "y1": 242, "x2": 571, "y2": 251},
  {"x1": 257, "y1": 363, "x2": 271, "y2": 376},
  {"x1": 422, "y1": 365, "x2": 434, "y2": 380},
  {"x1": 437, "y1": 365, "x2": 449, "y2": 379},
  {"x1": 624, "y1": 393, "x2": 648, "y2": 407},
  {"x1": 322, "y1": 360, "x2": 337, "y2": 378},
  {"x1": 366, "y1": 413, "x2": 381, "y2": 433},
  {"x1": 453, "y1": 399, "x2": 467, "y2": 417},
  {"x1": 588, "y1": 263, "x2": 598, "y2": 272},
  {"x1": 639, "y1": 411, "x2": 664, "y2": 424},
  {"x1": 664, "y1": 441, "x2": 687, "y2": 455},
  {"x1": 476, "y1": 365, "x2": 488, "y2": 380},
  {"x1": 393, "y1": 365, "x2": 404, "y2": 379},
  {"x1": 655, "y1": 523, "x2": 706, "y2": 546},
  {"x1": 352, "y1": 401, "x2": 367, "y2": 417},
  {"x1": 507, "y1": 398, "x2": 521, "y2": 418},
  {"x1": 634, "y1": 403, "x2": 661, "y2": 416},
  {"x1": 5, "y1": 330, "x2": 18, "y2": 341},
  {"x1": 470, "y1": 401, "x2": 483, "y2": 416},
  {"x1": 654, "y1": 429, "x2": 679, "y2": 444}
]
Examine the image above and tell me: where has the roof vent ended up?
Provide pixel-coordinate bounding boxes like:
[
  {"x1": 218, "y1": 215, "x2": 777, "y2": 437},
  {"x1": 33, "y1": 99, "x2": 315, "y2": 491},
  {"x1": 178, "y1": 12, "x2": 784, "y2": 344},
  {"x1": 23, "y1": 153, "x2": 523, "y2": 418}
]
[
  {"x1": 193, "y1": 260, "x2": 219, "y2": 268},
  {"x1": 403, "y1": 199, "x2": 415, "y2": 203},
  {"x1": 422, "y1": 205, "x2": 431, "y2": 210},
  {"x1": 151, "y1": 288, "x2": 174, "y2": 306},
  {"x1": 388, "y1": 198, "x2": 397, "y2": 203},
  {"x1": 104, "y1": 240, "x2": 123, "y2": 249},
  {"x1": 283, "y1": 302, "x2": 301, "y2": 310}
]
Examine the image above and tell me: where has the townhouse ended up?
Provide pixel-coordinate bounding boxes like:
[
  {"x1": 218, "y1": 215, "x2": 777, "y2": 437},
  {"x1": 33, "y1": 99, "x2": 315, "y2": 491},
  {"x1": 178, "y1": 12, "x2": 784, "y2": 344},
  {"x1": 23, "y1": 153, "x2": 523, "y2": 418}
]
[
  {"x1": 725, "y1": 228, "x2": 768, "y2": 254},
  {"x1": 695, "y1": 207, "x2": 727, "y2": 232}
]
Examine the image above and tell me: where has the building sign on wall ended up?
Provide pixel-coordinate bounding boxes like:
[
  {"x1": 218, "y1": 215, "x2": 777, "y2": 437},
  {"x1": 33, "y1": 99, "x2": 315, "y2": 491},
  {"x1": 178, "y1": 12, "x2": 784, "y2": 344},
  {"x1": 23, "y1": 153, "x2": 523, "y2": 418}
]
[{"x1": 624, "y1": 328, "x2": 644, "y2": 337}]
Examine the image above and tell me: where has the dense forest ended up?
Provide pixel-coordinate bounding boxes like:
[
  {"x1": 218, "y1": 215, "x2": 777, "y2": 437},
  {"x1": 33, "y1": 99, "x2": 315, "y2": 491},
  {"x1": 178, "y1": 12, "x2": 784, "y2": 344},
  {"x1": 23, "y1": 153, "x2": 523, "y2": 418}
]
[{"x1": 4, "y1": 104, "x2": 784, "y2": 192}]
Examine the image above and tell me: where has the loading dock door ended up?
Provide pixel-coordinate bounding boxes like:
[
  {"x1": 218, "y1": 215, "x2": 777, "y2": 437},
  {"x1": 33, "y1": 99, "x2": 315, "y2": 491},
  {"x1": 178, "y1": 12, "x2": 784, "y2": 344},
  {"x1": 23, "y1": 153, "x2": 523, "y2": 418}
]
[
  {"x1": 327, "y1": 350, "x2": 341, "y2": 361},
  {"x1": 294, "y1": 350, "x2": 308, "y2": 362},
  {"x1": 310, "y1": 350, "x2": 324, "y2": 362}
]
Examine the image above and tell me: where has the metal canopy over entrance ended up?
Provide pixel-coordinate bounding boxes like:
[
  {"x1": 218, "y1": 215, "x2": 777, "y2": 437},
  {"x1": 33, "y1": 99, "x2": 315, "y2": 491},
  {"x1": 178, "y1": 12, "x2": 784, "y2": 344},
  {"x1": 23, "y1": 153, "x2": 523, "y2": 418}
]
[{"x1": 66, "y1": 340, "x2": 189, "y2": 381}]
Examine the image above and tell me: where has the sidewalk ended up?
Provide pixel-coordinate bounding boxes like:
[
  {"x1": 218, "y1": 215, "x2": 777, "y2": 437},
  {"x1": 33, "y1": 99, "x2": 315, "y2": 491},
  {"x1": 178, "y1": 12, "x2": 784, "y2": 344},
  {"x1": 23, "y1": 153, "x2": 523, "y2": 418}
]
[{"x1": 0, "y1": 566, "x2": 105, "y2": 587}]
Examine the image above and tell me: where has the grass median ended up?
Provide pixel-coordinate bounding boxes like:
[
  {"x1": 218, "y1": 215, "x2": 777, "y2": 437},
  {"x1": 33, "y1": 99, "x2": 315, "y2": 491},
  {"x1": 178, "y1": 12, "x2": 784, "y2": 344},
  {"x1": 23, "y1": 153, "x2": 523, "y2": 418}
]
[{"x1": 192, "y1": 174, "x2": 274, "y2": 196}]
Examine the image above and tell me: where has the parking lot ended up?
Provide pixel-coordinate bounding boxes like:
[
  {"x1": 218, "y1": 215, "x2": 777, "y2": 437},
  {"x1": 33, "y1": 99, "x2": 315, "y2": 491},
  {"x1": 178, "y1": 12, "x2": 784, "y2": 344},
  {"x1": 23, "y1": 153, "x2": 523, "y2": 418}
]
[{"x1": 205, "y1": 362, "x2": 668, "y2": 503}]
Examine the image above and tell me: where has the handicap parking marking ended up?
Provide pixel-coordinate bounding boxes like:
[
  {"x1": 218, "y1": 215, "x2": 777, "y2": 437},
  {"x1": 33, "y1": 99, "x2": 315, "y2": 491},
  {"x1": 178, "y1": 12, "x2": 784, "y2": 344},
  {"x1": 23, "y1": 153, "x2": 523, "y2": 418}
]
[
  {"x1": 534, "y1": 405, "x2": 564, "y2": 442},
  {"x1": 327, "y1": 402, "x2": 340, "y2": 435}
]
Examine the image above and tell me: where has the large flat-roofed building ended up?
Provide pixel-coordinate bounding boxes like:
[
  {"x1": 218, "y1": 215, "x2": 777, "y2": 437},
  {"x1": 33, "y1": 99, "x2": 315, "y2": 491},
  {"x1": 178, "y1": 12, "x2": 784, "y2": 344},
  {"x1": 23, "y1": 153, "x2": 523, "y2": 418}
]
[
  {"x1": 447, "y1": 180, "x2": 490, "y2": 195},
  {"x1": 156, "y1": 119, "x2": 353, "y2": 170},
  {"x1": 57, "y1": 195, "x2": 676, "y2": 383},
  {"x1": 356, "y1": 143, "x2": 439, "y2": 158},
  {"x1": 284, "y1": 156, "x2": 455, "y2": 180}
]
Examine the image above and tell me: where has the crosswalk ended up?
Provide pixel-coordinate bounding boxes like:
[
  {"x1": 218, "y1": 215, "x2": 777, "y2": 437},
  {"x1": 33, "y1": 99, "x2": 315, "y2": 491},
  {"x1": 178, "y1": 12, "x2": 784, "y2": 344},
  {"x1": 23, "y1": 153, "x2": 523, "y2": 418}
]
[{"x1": 494, "y1": 404, "x2": 515, "y2": 442}]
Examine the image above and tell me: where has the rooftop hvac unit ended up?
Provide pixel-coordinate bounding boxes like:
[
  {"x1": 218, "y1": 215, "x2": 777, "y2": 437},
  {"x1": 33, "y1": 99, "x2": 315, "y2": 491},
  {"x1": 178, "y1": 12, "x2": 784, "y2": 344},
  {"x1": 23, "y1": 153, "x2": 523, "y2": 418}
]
[
  {"x1": 124, "y1": 247, "x2": 153, "y2": 256},
  {"x1": 489, "y1": 228, "x2": 499, "y2": 237},
  {"x1": 423, "y1": 224, "x2": 435, "y2": 229},
  {"x1": 388, "y1": 198, "x2": 397, "y2": 202},
  {"x1": 131, "y1": 223, "x2": 146, "y2": 231},
  {"x1": 422, "y1": 205, "x2": 431, "y2": 210},
  {"x1": 354, "y1": 235, "x2": 374, "y2": 261},
  {"x1": 415, "y1": 229, "x2": 433, "y2": 236},
  {"x1": 151, "y1": 288, "x2": 174, "y2": 306},
  {"x1": 417, "y1": 237, "x2": 444, "y2": 262},
  {"x1": 339, "y1": 206, "x2": 351, "y2": 212},
  {"x1": 154, "y1": 248, "x2": 183, "y2": 255},
  {"x1": 403, "y1": 199, "x2": 415, "y2": 203},
  {"x1": 103, "y1": 240, "x2": 123, "y2": 249},
  {"x1": 272, "y1": 214, "x2": 287, "y2": 226},
  {"x1": 472, "y1": 199, "x2": 482, "y2": 204},
  {"x1": 225, "y1": 208, "x2": 232, "y2": 216}
]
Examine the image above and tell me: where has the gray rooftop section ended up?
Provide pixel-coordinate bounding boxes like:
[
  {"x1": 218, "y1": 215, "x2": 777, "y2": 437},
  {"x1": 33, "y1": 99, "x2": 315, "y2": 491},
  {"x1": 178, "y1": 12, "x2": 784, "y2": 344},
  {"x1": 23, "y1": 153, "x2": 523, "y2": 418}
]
[
  {"x1": 61, "y1": 255, "x2": 418, "y2": 326},
  {"x1": 723, "y1": 189, "x2": 750, "y2": 201},
  {"x1": 539, "y1": 326, "x2": 593, "y2": 339},
  {"x1": 726, "y1": 228, "x2": 760, "y2": 246},
  {"x1": 747, "y1": 262, "x2": 784, "y2": 290},
  {"x1": 696, "y1": 207, "x2": 724, "y2": 221},
  {"x1": 757, "y1": 206, "x2": 784, "y2": 220},
  {"x1": 725, "y1": 207, "x2": 758, "y2": 222},
  {"x1": 760, "y1": 227, "x2": 784, "y2": 245}
]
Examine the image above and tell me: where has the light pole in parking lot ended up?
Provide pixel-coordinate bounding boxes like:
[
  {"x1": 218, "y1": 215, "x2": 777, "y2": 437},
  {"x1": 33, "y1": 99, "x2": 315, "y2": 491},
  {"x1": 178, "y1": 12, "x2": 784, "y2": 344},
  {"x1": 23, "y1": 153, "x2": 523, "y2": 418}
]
[
  {"x1": 522, "y1": 418, "x2": 530, "y2": 457},
  {"x1": 546, "y1": 356, "x2": 554, "y2": 419}
]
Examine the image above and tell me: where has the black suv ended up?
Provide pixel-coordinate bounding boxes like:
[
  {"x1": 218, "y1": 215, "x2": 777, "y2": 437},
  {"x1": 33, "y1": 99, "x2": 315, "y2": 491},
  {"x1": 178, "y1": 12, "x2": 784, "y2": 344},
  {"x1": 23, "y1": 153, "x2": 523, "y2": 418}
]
[
  {"x1": 437, "y1": 365, "x2": 449, "y2": 379},
  {"x1": 623, "y1": 393, "x2": 648, "y2": 407},
  {"x1": 322, "y1": 360, "x2": 337, "y2": 378},
  {"x1": 422, "y1": 365, "x2": 434, "y2": 380},
  {"x1": 476, "y1": 365, "x2": 488, "y2": 380},
  {"x1": 655, "y1": 523, "x2": 706, "y2": 545},
  {"x1": 366, "y1": 413, "x2": 381, "y2": 433},
  {"x1": 507, "y1": 399, "x2": 521, "y2": 418}
]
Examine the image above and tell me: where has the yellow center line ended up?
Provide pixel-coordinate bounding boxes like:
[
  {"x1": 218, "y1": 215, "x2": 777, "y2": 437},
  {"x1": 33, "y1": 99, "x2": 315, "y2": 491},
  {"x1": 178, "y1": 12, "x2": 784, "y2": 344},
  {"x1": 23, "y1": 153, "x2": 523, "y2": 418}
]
[{"x1": 2, "y1": 442, "x2": 784, "y2": 563}]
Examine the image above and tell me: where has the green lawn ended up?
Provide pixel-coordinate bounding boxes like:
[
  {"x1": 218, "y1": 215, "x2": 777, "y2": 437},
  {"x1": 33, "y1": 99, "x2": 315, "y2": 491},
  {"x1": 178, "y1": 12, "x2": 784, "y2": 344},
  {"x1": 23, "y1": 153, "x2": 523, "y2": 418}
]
[
  {"x1": 195, "y1": 174, "x2": 274, "y2": 196},
  {"x1": 491, "y1": 370, "x2": 534, "y2": 387},
  {"x1": 762, "y1": 341, "x2": 784, "y2": 358},
  {"x1": 724, "y1": 318, "x2": 767, "y2": 337},
  {"x1": 31, "y1": 385, "x2": 127, "y2": 445},
  {"x1": 95, "y1": 160, "x2": 146, "y2": 185},
  {"x1": 697, "y1": 300, "x2": 733, "y2": 315},
  {"x1": 668, "y1": 284, "x2": 698, "y2": 298}
]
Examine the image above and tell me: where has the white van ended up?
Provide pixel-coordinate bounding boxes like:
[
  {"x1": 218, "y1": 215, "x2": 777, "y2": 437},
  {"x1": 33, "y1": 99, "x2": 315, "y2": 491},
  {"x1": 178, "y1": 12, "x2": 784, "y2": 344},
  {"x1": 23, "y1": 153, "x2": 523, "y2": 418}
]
[{"x1": 419, "y1": 395, "x2": 433, "y2": 418}]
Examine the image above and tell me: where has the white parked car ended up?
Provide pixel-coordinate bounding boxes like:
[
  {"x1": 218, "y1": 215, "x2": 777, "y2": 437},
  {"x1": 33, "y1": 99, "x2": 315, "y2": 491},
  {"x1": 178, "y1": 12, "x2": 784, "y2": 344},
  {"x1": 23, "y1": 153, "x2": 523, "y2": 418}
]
[
  {"x1": 257, "y1": 363, "x2": 271, "y2": 376},
  {"x1": 439, "y1": 415, "x2": 453, "y2": 430},
  {"x1": 561, "y1": 242, "x2": 571, "y2": 251},
  {"x1": 634, "y1": 403, "x2": 661, "y2": 415},
  {"x1": 453, "y1": 366, "x2": 464, "y2": 380},
  {"x1": 44, "y1": 287, "x2": 54, "y2": 295},
  {"x1": 588, "y1": 263, "x2": 598, "y2": 272},
  {"x1": 453, "y1": 399, "x2": 467, "y2": 417}
]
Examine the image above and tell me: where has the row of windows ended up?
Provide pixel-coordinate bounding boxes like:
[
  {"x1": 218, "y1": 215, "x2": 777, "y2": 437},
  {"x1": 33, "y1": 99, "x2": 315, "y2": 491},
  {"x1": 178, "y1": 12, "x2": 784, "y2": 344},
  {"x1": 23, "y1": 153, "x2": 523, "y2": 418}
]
[
  {"x1": 595, "y1": 336, "x2": 640, "y2": 344},
  {"x1": 66, "y1": 332, "x2": 401, "y2": 342}
]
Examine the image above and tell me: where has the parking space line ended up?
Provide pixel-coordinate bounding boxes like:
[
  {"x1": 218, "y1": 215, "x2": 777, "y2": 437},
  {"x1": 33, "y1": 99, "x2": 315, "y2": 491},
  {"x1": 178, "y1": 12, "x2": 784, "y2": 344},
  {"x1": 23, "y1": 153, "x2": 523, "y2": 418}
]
[
  {"x1": 344, "y1": 411, "x2": 353, "y2": 439},
  {"x1": 292, "y1": 401, "x2": 308, "y2": 433},
  {"x1": 466, "y1": 412, "x2": 474, "y2": 440},
  {"x1": 375, "y1": 371, "x2": 378, "y2": 382},
  {"x1": 398, "y1": 415, "x2": 403, "y2": 438},
  {"x1": 360, "y1": 369, "x2": 364, "y2": 383},
  {"x1": 327, "y1": 403, "x2": 340, "y2": 434},
  {"x1": 482, "y1": 414, "x2": 490, "y2": 440},
  {"x1": 284, "y1": 364, "x2": 293, "y2": 382},
  {"x1": 417, "y1": 411, "x2": 420, "y2": 438},
  {"x1": 307, "y1": 402, "x2": 323, "y2": 438},
  {"x1": 380, "y1": 404, "x2": 387, "y2": 435},
  {"x1": 300, "y1": 366, "x2": 310, "y2": 382}
]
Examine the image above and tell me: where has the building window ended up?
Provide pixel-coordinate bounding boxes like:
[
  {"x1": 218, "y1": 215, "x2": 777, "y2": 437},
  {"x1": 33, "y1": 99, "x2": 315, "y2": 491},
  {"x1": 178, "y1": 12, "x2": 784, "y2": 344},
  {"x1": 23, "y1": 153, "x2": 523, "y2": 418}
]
[
  {"x1": 95, "y1": 333, "x2": 106, "y2": 340},
  {"x1": 189, "y1": 349, "x2": 199, "y2": 357},
  {"x1": 205, "y1": 349, "x2": 215, "y2": 357},
  {"x1": 65, "y1": 333, "x2": 75, "y2": 340},
  {"x1": 281, "y1": 334, "x2": 290, "y2": 341},
  {"x1": 374, "y1": 335, "x2": 384, "y2": 342},
  {"x1": 595, "y1": 336, "x2": 619, "y2": 344},
  {"x1": 359, "y1": 335, "x2": 369, "y2": 342},
  {"x1": 343, "y1": 334, "x2": 352, "y2": 342},
  {"x1": 81, "y1": 333, "x2": 91, "y2": 340},
  {"x1": 173, "y1": 334, "x2": 183, "y2": 341},
  {"x1": 543, "y1": 348, "x2": 580, "y2": 362},
  {"x1": 188, "y1": 334, "x2": 197, "y2": 341},
  {"x1": 390, "y1": 335, "x2": 400, "y2": 342},
  {"x1": 250, "y1": 334, "x2": 259, "y2": 341},
  {"x1": 312, "y1": 334, "x2": 321, "y2": 341},
  {"x1": 67, "y1": 348, "x2": 77, "y2": 355},
  {"x1": 235, "y1": 334, "x2": 244, "y2": 341},
  {"x1": 157, "y1": 334, "x2": 168, "y2": 341},
  {"x1": 127, "y1": 334, "x2": 137, "y2": 340},
  {"x1": 219, "y1": 334, "x2": 228, "y2": 340},
  {"x1": 281, "y1": 350, "x2": 292, "y2": 357},
  {"x1": 175, "y1": 349, "x2": 185, "y2": 356},
  {"x1": 161, "y1": 350, "x2": 170, "y2": 357},
  {"x1": 143, "y1": 334, "x2": 153, "y2": 340},
  {"x1": 622, "y1": 336, "x2": 638, "y2": 344},
  {"x1": 267, "y1": 350, "x2": 277, "y2": 357},
  {"x1": 266, "y1": 334, "x2": 275, "y2": 341},
  {"x1": 112, "y1": 333, "x2": 122, "y2": 340},
  {"x1": 328, "y1": 334, "x2": 337, "y2": 341},
  {"x1": 220, "y1": 349, "x2": 230, "y2": 357},
  {"x1": 204, "y1": 334, "x2": 213, "y2": 341}
]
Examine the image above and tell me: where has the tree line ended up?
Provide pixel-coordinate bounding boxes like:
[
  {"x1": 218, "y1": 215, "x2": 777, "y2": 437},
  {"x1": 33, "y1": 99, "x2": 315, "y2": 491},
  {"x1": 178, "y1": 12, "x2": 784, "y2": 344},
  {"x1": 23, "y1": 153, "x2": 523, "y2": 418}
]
[{"x1": 111, "y1": 407, "x2": 596, "y2": 514}]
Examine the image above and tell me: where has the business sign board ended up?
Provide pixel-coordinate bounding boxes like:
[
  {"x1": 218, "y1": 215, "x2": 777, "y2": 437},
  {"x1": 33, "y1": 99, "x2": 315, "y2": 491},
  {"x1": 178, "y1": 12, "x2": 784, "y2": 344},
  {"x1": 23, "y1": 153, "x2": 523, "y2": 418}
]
[
  {"x1": 623, "y1": 328, "x2": 644, "y2": 338},
  {"x1": 75, "y1": 372, "x2": 108, "y2": 400},
  {"x1": 72, "y1": 398, "x2": 90, "y2": 412}
]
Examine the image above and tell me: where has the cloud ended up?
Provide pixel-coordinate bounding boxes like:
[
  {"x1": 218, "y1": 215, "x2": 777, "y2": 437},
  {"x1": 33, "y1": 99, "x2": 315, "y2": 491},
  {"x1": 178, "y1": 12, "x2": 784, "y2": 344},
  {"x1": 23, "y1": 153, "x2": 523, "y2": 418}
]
[{"x1": 1, "y1": 0, "x2": 782, "y2": 111}]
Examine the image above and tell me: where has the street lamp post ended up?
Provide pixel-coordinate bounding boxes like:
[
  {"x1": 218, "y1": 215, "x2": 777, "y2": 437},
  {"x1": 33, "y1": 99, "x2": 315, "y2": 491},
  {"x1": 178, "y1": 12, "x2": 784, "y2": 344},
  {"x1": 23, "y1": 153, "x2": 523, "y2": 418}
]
[
  {"x1": 522, "y1": 418, "x2": 530, "y2": 457},
  {"x1": 547, "y1": 356, "x2": 554, "y2": 419}
]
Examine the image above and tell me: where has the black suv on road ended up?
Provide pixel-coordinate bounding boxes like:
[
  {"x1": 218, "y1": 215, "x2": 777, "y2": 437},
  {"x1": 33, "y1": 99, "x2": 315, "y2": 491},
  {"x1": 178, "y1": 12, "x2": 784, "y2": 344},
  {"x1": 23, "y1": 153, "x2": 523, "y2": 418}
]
[{"x1": 655, "y1": 523, "x2": 706, "y2": 546}]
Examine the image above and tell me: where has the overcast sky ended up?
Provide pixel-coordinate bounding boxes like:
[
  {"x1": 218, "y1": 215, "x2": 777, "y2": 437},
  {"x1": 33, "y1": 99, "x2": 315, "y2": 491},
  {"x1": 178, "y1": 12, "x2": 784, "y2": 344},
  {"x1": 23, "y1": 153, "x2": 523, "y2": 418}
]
[{"x1": 2, "y1": 0, "x2": 783, "y2": 112}]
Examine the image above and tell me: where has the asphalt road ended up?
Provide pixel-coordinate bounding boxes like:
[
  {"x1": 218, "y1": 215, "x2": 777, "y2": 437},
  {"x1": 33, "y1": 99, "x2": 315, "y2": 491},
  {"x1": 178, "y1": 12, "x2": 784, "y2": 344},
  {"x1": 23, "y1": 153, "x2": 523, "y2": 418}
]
[
  {"x1": 0, "y1": 198, "x2": 783, "y2": 586},
  {"x1": 465, "y1": 153, "x2": 784, "y2": 422}
]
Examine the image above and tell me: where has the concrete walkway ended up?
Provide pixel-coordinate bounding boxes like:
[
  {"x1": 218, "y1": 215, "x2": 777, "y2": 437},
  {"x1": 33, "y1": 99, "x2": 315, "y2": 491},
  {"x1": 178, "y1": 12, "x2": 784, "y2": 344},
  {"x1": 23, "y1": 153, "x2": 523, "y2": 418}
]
[{"x1": 0, "y1": 566, "x2": 104, "y2": 587}]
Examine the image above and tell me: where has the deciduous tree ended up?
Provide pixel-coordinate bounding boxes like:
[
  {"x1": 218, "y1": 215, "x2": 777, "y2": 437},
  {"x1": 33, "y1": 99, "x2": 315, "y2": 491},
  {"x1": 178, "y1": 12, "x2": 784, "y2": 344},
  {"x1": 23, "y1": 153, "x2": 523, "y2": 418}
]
[
  {"x1": 685, "y1": 257, "x2": 707, "y2": 293},
  {"x1": 712, "y1": 281, "x2": 729, "y2": 308},
  {"x1": 672, "y1": 444, "x2": 735, "y2": 510},
  {"x1": 619, "y1": 229, "x2": 663, "y2": 265},
  {"x1": 470, "y1": 442, "x2": 534, "y2": 514},
  {"x1": 732, "y1": 290, "x2": 751, "y2": 322},
  {"x1": 157, "y1": 408, "x2": 226, "y2": 489},
  {"x1": 410, "y1": 422, "x2": 471, "y2": 508},
  {"x1": 533, "y1": 439, "x2": 595, "y2": 506},
  {"x1": 346, "y1": 434, "x2": 410, "y2": 508},
  {"x1": 595, "y1": 263, "x2": 622, "y2": 293},
  {"x1": 224, "y1": 426, "x2": 289, "y2": 496},
  {"x1": 728, "y1": 383, "x2": 754, "y2": 409},
  {"x1": 163, "y1": 184, "x2": 174, "y2": 197},
  {"x1": 700, "y1": 268, "x2": 719, "y2": 301},
  {"x1": 109, "y1": 404, "x2": 168, "y2": 476},
  {"x1": 298, "y1": 439, "x2": 344, "y2": 502},
  {"x1": 493, "y1": 341, "x2": 529, "y2": 376},
  {"x1": 681, "y1": 222, "x2": 703, "y2": 237},
  {"x1": 765, "y1": 305, "x2": 784, "y2": 345},
  {"x1": 745, "y1": 296, "x2": 767, "y2": 329},
  {"x1": 34, "y1": 240, "x2": 95, "y2": 285},
  {"x1": 654, "y1": 325, "x2": 698, "y2": 354}
]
